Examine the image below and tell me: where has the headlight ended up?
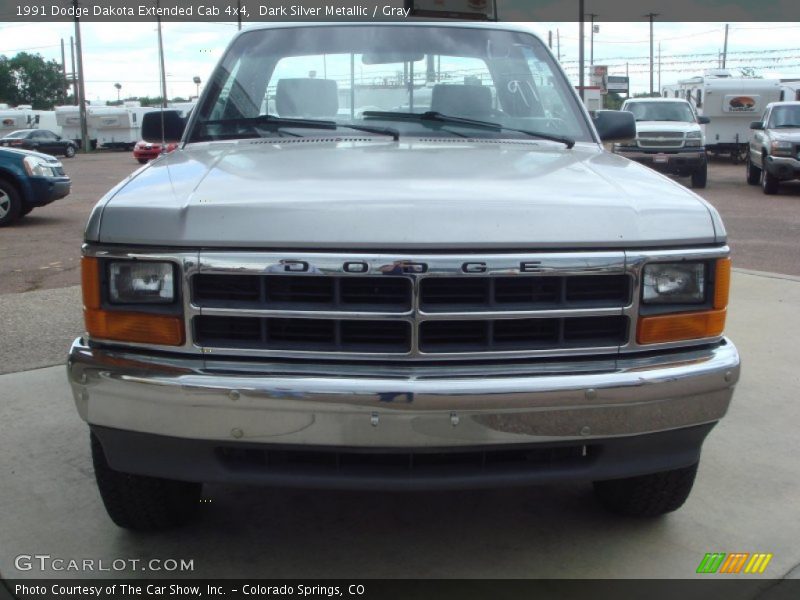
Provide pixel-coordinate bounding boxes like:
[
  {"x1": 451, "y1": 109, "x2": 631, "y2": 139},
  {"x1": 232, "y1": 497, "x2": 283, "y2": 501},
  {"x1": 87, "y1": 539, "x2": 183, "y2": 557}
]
[
  {"x1": 685, "y1": 131, "x2": 703, "y2": 147},
  {"x1": 108, "y1": 261, "x2": 175, "y2": 304},
  {"x1": 23, "y1": 155, "x2": 60, "y2": 177},
  {"x1": 642, "y1": 262, "x2": 705, "y2": 304},
  {"x1": 770, "y1": 140, "x2": 794, "y2": 157}
]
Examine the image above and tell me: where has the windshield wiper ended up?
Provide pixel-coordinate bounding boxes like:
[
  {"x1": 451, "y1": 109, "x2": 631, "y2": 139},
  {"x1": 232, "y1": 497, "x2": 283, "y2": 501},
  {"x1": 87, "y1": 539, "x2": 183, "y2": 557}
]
[
  {"x1": 362, "y1": 110, "x2": 575, "y2": 148},
  {"x1": 197, "y1": 115, "x2": 400, "y2": 141}
]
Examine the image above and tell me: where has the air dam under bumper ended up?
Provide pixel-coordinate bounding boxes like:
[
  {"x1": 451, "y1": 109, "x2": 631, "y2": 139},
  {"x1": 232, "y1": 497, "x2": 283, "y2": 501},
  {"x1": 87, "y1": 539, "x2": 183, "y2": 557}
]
[{"x1": 68, "y1": 338, "x2": 739, "y2": 488}]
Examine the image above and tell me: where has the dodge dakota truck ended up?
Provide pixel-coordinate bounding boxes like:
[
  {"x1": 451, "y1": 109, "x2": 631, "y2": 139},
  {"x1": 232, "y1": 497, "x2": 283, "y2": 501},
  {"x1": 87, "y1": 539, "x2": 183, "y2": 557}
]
[{"x1": 67, "y1": 22, "x2": 739, "y2": 530}]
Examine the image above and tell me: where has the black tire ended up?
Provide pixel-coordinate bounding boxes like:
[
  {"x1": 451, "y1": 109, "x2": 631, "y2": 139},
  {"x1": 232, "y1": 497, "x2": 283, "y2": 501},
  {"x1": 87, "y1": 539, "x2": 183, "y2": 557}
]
[
  {"x1": 137, "y1": 158, "x2": 148, "y2": 164},
  {"x1": 746, "y1": 153, "x2": 761, "y2": 185},
  {"x1": 0, "y1": 179, "x2": 22, "y2": 226},
  {"x1": 691, "y1": 162, "x2": 707, "y2": 189},
  {"x1": 593, "y1": 462, "x2": 698, "y2": 517},
  {"x1": 20, "y1": 205, "x2": 34, "y2": 216},
  {"x1": 65, "y1": 144, "x2": 76, "y2": 158},
  {"x1": 761, "y1": 165, "x2": 780, "y2": 195},
  {"x1": 91, "y1": 432, "x2": 202, "y2": 530}
]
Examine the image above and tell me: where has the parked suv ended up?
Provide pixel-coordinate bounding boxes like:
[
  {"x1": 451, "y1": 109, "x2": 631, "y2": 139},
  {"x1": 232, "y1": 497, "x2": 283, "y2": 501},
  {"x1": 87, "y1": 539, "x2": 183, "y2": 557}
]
[
  {"x1": 68, "y1": 22, "x2": 739, "y2": 530},
  {"x1": 615, "y1": 98, "x2": 710, "y2": 188},
  {"x1": 0, "y1": 146, "x2": 71, "y2": 225},
  {"x1": 746, "y1": 101, "x2": 800, "y2": 194}
]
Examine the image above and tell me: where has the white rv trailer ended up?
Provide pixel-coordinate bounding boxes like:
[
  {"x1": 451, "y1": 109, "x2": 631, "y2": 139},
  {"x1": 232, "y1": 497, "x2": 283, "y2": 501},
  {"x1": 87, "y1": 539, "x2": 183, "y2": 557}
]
[
  {"x1": 55, "y1": 105, "x2": 97, "y2": 148},
  {"x1": 0, "y1": 107, "x2": 39, "y2": 135},
  {"x1": 88, "y1": 105, "x2": 157, "y2": 149},
  {"x1": 666, "y1": 69, "x2": 781, "y2": 160},
  {"x1": 33, "y1": 110, "x2": 61, "y2": 136},
  {"x1": 779, "y1": 79, "x2": 800, "y2": 102}
]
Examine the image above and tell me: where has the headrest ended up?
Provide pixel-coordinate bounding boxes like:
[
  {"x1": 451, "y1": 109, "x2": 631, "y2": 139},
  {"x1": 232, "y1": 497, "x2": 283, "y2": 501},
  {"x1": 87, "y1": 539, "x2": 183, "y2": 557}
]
[
  {"x1": 275, "y1": 78, "x2": 338, "y2": 118},
  {"x1": 430, "y1": 84, "x2": 493, "y2": 118}
]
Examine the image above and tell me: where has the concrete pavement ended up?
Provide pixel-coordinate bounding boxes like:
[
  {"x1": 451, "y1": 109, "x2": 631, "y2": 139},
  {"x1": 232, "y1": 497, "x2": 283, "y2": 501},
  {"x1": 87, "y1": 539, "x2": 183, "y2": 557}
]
[{"x1": 1, "y1": 271, "x2": 798, "y2": 584}]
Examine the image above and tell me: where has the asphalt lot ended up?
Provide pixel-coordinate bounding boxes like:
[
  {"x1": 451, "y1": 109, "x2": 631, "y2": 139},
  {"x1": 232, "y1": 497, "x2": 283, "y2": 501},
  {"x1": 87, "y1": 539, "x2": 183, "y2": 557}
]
[{"x1": 1, "y1": 150, "x2": 800, "y2": 585}]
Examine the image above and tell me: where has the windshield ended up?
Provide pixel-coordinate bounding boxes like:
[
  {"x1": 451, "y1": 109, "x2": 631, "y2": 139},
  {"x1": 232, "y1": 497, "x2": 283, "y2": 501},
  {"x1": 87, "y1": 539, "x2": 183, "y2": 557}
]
[
  {"x1": 623, "y1": 102, "x2": 696, "y2": 123},
  {"x1": 188, "y1": 25, "x2": 592, "y2": 143},
  {"x1": 768, "y1": 105, "x2": 800, "y2": 128}
]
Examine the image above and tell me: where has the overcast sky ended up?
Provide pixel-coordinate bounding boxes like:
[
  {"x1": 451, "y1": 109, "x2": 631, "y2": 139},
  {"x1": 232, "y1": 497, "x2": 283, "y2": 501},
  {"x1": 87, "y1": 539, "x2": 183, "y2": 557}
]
[{"x1": 1, "y1": 20, "x2": 799, "y2": 103}]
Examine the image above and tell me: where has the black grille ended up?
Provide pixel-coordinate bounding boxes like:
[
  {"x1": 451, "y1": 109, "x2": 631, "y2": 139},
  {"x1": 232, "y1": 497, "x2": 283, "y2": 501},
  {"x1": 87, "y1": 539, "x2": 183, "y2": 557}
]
[
  {"x1": 193, "y1": 274, "x2": 411, "y2": 312},
  {"x1": 192, "y1": 271, "x2": 631, "y2": 355},
  {"x1": 195, "y1": 316, "x2": 411, "y2": 353},
  {"x1": 419, "y1": 316, "x2": 628, "y2": 352},
  {"x1": 419, "y1": 275, "x2": 630, "y2": 311}
]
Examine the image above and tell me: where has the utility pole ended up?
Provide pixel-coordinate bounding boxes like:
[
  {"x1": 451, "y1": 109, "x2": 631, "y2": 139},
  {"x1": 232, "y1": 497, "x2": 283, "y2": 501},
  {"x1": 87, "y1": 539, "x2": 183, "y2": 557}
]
[
  {"x1": 626, "y1": 62, "x2": 630, "y2": 98},
  {"x1": 579, "y1": 0, "x2": 585, "y2": 101},
  {"x1": 548, "y1": 30, "x2": 552, "y2": 50},
  {"x1": 237, "y1": 0, "x2": 242, "y2": 30},
  {"x1": 70, "y1": 36, "x2": 77, "y2": 105},
  {"x1": 73, "y1": 0, "x2": 89, "y2": 152},
  {"x1": 722, "y1": 23, "x2": 729, "y2": 68},
  {"x1": 60, "y1": 39, "x2": 68, "y2": 103},
  {"x1": 645, "y1": 13, "x2": 658, "y2": 96},
  {"x1": 588, "y1": 13, "x2": 598, "y2": 66},
  {"x1": 658, "y1": 41, "x2": 662, "y2": 94}
]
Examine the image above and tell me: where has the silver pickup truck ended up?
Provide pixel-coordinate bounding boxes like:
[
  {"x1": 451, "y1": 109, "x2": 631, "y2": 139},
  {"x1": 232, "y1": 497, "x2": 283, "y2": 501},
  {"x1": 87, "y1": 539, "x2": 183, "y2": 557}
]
[{"x1": 67, "y1": 22, "x2": 739, "y2": 530}]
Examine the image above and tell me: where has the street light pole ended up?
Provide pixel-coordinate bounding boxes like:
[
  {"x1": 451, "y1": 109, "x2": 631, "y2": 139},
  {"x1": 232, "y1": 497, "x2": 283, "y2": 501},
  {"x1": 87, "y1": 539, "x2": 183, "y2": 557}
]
[
  {"x1": 588, "y1": 13, "x2": 598, "y2": 66},
  {"x1": 645, "y1": 13, "x2": 658, "y2": 96}
]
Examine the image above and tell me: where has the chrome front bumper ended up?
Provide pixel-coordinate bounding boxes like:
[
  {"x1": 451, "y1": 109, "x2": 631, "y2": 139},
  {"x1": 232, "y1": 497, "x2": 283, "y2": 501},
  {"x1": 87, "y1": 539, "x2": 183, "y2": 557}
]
[{"x1": 67, "y1": 337, "x2": 740, "y2": 449}]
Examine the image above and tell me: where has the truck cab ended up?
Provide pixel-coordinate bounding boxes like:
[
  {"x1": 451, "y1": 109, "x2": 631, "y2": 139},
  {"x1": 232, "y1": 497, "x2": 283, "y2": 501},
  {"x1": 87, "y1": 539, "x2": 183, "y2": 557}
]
[{"x1": 615, "y1": 97, "x2": 709, "y2": 188}]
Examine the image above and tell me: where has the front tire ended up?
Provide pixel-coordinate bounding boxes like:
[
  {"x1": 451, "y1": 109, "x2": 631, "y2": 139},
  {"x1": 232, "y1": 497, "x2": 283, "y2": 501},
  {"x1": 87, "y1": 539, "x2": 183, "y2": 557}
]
[
  {"x1": 91, "y1": 432, "x2": 202, "y2": 530},
  {"x1": 593, "y1": 462, "x2": 698, "y2": 517},
  {"x1": 0, "y1": 179, "x2": 22, "y2": 226},
  {"x1": 761, "y1": 166, "x2": 780, "y2": 195},
  {"x1": 691, "y1": 162, "x2": 707, "y2": 189},
  {"x1": 137, "y1": 158, "x2": 148, "y2": 164},
  {"x1": 746, "y1": 154, "x2": 761, "y2": 185}
]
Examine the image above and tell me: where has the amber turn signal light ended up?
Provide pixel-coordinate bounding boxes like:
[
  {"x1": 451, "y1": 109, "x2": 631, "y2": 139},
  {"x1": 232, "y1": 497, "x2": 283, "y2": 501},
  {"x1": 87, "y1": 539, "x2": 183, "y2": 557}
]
[
  {"x1": 81, "y1": 256, "x2": 185, "y2": 346},
  {"x1": 637, "y1": 309, "x2": 727, "y2": 345}
]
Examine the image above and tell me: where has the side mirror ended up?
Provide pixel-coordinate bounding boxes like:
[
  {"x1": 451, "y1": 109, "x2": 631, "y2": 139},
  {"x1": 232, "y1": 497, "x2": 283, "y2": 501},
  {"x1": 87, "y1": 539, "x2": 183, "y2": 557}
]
[
  {"x1": 749, "y1": 121, "x2": 764, "y2": 130},
  {"x1": 142, "y1": 110, "x2": 186, "y2": 143},
  {"x1": 698, "y1": 116, "x2": 710, "y2": 125},
  {"x1": 592, "y1": 110, "x2": 636, "y2": 142}
]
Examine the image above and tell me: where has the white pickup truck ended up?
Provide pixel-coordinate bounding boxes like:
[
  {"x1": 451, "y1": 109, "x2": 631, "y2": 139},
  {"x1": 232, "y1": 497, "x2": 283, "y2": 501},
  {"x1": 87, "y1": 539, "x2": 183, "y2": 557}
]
[
  {"x1": 67, "y1": 22, "x2": 739, "y2": 530},
  {"x1": 615, "y1": 97, "x2": 710, "y2": 188}
]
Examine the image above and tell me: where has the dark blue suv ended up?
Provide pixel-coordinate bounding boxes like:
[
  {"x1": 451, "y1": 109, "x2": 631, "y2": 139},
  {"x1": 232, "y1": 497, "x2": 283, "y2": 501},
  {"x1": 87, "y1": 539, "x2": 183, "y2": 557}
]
[{"x1": 0, "y1": 146, "x2": 71, "y2": 225}]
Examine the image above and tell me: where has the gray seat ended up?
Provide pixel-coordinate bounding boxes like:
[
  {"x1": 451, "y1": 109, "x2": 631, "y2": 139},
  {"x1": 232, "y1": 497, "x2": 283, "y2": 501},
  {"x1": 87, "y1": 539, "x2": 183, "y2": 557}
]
[
  {"x1": 275, "y1": 78, "x2": 338, "y2": 118},
  {"x1": 430, "y1": 84, "x2": 493, "y2": 118}
]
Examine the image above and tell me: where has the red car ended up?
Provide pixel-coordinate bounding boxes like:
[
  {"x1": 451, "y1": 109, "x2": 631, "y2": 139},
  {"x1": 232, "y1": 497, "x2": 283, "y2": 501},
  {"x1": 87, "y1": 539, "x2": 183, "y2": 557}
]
[{"x1": 133, "y1": 140, "x2": 178, "y2": 164}]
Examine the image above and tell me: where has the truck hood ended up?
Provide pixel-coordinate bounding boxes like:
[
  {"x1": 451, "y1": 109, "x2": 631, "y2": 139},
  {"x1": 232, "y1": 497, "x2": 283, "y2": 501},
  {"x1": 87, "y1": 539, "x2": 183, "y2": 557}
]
[
  {"x1": 634, "y1": 121, "x2": 700, "y2": 134},
  {"x1": 89, "y1": 138, "x2": 722, "y2": 249}
]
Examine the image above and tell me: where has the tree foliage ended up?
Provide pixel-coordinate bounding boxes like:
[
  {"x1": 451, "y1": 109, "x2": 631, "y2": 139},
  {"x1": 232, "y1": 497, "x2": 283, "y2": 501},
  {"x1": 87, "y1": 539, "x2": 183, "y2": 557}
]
[{"x1": 0, "y1": 52, "x2": 67, "y2": 110}]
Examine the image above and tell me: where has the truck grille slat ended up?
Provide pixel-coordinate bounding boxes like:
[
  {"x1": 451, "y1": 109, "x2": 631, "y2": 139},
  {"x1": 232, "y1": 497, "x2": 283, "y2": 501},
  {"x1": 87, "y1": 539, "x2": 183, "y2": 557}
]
[{"x1": 191, "y1": 267, "x2": 632, "y2": 358}]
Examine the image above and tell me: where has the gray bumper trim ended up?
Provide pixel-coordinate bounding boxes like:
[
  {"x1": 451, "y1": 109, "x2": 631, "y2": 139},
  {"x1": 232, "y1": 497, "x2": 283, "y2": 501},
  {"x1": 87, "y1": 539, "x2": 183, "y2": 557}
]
[{"x1": 68, "y1": 338, "x2": 739, "y2": 448}]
